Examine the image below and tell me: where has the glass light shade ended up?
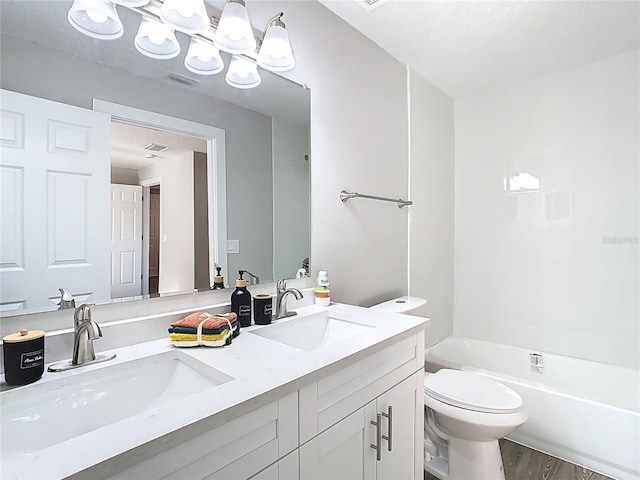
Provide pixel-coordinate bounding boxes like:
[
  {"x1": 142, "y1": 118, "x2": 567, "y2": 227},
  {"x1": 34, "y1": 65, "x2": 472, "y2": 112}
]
[
  {"x1": 214, "y1": 0, "x2": 257, "y2": 55},
  {"x1": 67, "y1": 0, "x2": 123, "y2": 40},
  {"x1": 160, "y1": 0, "x2": 209, "y2": 34},
  {"x1": 225, "y1": 56, "x2": 261, "y2": 89},
  {"x1": 257, "y1": 24, "x2": 295, "y2": 72},
  {"x1": 112, "y1": 0, "x2": 149, "y2": 6},
  {"x1": 134, "y1": 17, "x2": 180, "y2": 59},
  {"x1": 184, "y1": 38, "x2": 224, "y2": 75}
]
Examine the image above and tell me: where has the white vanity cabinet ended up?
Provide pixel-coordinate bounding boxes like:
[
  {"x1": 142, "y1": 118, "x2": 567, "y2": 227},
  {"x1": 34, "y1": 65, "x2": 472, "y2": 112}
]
[
  {"x1": 106, "y1": 392, "x2": 298, "y2": 480},
  {"x1": 299, "y1": 333, "x2": 425, "y2": 480},
  {"x1": 101, "y1": 331, "x2": 424, "y2": 480}
]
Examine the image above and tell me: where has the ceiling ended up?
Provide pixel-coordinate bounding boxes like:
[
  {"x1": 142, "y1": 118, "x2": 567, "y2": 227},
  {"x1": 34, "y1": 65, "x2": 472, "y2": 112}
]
[
  {"x1": 319, "y1": 0, "x2": 640, "y2": 98},
  {"x1": 111, "y1": 122, "x2": 206, "y2": 170}
]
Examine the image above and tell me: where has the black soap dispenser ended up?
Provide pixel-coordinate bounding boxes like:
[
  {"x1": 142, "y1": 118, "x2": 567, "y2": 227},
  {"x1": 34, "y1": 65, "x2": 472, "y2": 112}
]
[
  {"x1": 231, "y1": 270, "x2": 252, "y2": 327},
  {"x1": 212, "y1": 265, "x2": 225, "y2": 290}
]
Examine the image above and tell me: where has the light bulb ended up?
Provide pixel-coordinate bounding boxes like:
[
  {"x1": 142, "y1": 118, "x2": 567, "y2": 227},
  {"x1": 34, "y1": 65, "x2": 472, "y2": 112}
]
[
  {"x1": 149, "y1": 31, "x2": 165, "y2": 45},
  {"x1": 267, "y1": 38, "x2": 287, "y2": 59},
  {"x1": 177, "y1": 4, "x2": 194, "y2": 18},
  {"x1": 86, "y1": 9, "x2": 108, "y2": 23},
  {"x1": 197, "y1": 52, "x2": 212, "y2": 62}
]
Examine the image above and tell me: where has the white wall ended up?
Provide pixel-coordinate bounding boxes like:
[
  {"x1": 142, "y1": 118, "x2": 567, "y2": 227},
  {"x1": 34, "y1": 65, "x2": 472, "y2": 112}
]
[
  {"x1": 273, "y1": 117, "x2": 310, "y2": 281},
  {"x1": 408, "y1": 69, "x2": 455, "y2": 347},
  {"x1": 139, "y1": 153, "x2": 195, "y2": 294},
  {"x1": 454, "y1": 51, "x2": 640, "y2": 369}
]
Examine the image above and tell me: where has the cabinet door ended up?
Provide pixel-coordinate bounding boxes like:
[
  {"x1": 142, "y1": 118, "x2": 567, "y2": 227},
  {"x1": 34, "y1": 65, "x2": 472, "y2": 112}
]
[
  {"x1": 375, "y1": 372, "x2": 423, "y2": 480},
  {"x1": 300, "y1": 402, "x2": 377, "y2": 480},
  {"x1": 106, "y1": 392, "x2": 297, "y2": 480},
  {"x1": 250, "y1": 450, "x2": 299, "y2": 480}
]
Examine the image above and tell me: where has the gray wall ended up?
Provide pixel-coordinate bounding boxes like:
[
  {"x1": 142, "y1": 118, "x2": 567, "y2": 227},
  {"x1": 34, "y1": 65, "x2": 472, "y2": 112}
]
[
  {"x1": 273, "y1": 117, "x2": 310, "y2": 280},
  {"x1": 260, "y1": 1, "x2": 409, "y2": 305}
]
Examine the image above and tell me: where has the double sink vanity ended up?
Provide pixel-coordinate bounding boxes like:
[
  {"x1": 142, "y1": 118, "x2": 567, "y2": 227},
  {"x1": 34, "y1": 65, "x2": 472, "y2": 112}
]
[{"x1": 1, "y1": 303, "x2": 428, "y2": 480}]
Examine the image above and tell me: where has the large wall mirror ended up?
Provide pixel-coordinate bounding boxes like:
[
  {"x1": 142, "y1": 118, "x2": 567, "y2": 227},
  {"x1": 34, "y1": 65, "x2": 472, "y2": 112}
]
[{"x1": 0, "y1": 1, "x2": 310, "y2": 318}]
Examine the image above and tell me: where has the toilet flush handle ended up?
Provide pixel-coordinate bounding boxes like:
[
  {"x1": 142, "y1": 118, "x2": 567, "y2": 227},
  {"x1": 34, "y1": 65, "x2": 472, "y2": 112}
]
[{"x1": 382, "y1": 406, "x2": 392, "y2": 451}]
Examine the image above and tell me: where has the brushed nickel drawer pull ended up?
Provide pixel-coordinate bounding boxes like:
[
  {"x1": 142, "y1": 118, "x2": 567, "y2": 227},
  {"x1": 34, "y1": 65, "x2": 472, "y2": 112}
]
[
  {"x1": 382, "y1": 406, "x2": 393, "y2": 451},
  {"x1": 370, "y1": 413, "x2": 382, "y2": 461}
]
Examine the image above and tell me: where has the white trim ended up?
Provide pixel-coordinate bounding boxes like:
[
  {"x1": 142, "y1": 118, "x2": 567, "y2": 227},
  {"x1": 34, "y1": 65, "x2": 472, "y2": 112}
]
[
  {"x1": 406, "y1": 65, "x2": 412, "y2": 296},
  {"x1": 139, "y1": 177, "x2": 162, "y2": 296},
  {"x1": 93, "y1": 99, "x2": 228, "y2": 288}
]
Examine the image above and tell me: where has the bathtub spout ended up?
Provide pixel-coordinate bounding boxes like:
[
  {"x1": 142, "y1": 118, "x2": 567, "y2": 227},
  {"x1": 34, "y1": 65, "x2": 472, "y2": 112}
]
[{"x1": 530, "y1": 353, "x2": 544, "y2": 373}]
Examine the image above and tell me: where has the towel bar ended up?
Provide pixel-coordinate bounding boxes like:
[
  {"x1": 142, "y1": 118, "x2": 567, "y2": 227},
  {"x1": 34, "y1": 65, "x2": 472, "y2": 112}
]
[{"x1": 340, "y1": 190, "x2": 413, "y2": 209}]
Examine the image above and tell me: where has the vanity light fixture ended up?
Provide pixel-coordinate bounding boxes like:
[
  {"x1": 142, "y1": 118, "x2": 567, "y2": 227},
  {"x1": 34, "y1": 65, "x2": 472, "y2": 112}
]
[
  {"x1": 213, "y1": 0, "x2": 256, "y2": 55},
  {"x1": 159, "y1": 0, "x2": 209, "y2": 34},
  {"x1": 67, "y1": 0, "x2": 296, "y2": 89},
  {"x1": 185, "y1": 37, "x2": 224, "y2": 75},
  {"x1": 225, "y1": 55, "x2": 261, "y2": 89},
  {"x1": 257, "y1": 13, "x2": 295, "y2": 72},
  {"x1": 68, "y1": 0, "x2": 124, "y2": 40},
  {"x1": 112, "y1": 0, "x2": 150, "y2": 7},
  {"x1": 134, "y1": 16, "x2": 180, "y2": 59}
]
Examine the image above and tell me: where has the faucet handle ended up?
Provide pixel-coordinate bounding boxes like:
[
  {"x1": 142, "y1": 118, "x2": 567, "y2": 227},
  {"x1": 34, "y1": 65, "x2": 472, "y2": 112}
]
[
  {"x1": 277, "y1": 277, "x2": 295, "y2": 292},
  {"x1": 74, "y1": 304, "x2": 94, "y2": 322}
]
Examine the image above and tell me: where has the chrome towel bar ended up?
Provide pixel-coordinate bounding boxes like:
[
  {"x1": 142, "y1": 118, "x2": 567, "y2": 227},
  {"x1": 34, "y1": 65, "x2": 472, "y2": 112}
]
[{"x1": 340, "y1": 190, "x2": 413, "y2": 209}]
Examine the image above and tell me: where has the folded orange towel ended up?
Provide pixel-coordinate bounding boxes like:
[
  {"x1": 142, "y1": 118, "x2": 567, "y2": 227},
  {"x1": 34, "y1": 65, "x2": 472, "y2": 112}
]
[{"x1": 171, "y1": 311, "x2": 238, "y2": 330}]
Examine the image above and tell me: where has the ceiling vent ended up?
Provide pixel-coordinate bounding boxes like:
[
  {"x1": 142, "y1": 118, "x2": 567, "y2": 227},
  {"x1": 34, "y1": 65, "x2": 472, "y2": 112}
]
[
  {"x1": 143, "y1": 143, "x2": 171, "y2": 153},
  {"x1": 168, "y1": 72, "x2": 200, "y2": 87},
  {"x1": 359, "y1": 0, "x2": 390, "y2": 10}
]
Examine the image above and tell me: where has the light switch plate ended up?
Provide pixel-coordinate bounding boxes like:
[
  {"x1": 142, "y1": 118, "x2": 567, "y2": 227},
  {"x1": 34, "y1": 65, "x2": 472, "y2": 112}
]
[{"x1": 227, "y1": 239, "x2": 240, "y2": 254}]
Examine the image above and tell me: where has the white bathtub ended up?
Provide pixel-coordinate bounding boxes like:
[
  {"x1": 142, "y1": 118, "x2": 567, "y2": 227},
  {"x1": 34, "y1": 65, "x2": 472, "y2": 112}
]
[{"x1": 425, "y1": 336, "x2": 640, "y2": 480}]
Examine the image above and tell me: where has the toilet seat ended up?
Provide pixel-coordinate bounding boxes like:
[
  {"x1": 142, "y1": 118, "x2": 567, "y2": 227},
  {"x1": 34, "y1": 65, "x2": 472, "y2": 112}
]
[{"x1": 424, "y1": 369, "x2": 523, "y2": 414}]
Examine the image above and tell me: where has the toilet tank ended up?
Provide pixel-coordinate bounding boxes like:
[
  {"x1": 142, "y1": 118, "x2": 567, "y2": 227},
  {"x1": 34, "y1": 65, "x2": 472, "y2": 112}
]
[{"x1": 369, "y1": 296, "x2": 427, "y2": 315}]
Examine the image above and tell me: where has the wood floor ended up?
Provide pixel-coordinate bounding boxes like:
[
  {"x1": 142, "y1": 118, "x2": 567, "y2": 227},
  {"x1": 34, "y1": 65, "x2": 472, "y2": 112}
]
[{"x1": 424, "y1": 439, "x2": 614, "y2": 480}]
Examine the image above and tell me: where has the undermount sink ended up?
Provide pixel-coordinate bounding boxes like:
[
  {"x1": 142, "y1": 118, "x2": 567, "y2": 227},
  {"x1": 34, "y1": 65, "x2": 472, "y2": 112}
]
[
  {"x1": 1, "y1": 350, "x2": 233, "y2": 456},
  {"x1": 249, "y1": 311, "x2": 374, "y2": 351}
]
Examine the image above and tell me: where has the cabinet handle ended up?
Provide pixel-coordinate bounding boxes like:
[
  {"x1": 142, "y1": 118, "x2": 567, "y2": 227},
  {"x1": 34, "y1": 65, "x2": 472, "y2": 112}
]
[
  {"x1": 381, "y1": 406, "x2": 393, "y2": 451},
  {"x1": 370, "y1": 413, "x2": 382, "y2": 461}
]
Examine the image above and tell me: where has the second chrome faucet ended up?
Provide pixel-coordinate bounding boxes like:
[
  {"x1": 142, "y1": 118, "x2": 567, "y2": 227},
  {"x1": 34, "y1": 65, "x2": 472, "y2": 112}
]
[{"x1": 274, "y1": 279, "x2": 303, "y2": 320}]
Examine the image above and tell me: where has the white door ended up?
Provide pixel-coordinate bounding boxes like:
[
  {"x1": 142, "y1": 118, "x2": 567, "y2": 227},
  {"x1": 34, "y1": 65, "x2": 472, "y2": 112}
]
[
  {"x1": 0, "y1": 89, "x2": 110, "y2": 314},
  {"x1": 149, "y1": 191, "x2": 160, "y2": 278},
  {"x1": 300, "y1": 401, "x2": 377, "y2": 480},
  {"x1": 110, "y1": 184, "x2": 142, "y2": 298}
]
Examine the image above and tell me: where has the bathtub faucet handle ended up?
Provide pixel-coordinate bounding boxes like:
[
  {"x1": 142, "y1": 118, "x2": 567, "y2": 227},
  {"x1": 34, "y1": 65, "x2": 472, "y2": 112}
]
[{"x1": 530, "y1": 353, "x2": 544, "y2": 372}]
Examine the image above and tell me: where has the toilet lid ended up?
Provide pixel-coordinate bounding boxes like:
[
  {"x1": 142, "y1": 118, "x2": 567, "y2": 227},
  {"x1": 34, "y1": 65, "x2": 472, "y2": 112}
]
[{"x1": 424, "y1": 369, "x2": 523, "y2": 414}]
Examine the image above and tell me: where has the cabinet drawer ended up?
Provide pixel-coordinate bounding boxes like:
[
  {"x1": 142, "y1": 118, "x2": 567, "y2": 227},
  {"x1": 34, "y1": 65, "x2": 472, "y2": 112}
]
[
  {"x1": 107, "y1": 392, "x2": 297, "y2": 480},
  {"x1": 299, "y1": 333, "x2": 423, "y2": 444}
]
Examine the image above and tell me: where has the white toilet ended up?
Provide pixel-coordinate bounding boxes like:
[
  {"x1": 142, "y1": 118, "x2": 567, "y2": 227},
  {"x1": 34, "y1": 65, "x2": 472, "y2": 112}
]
[{"x1": 370, "y1": 297, "x2": 527, "y2": 480}]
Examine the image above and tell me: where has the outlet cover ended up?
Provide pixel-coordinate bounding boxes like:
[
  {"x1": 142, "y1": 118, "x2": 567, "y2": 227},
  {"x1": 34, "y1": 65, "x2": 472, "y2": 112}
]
[{"x1": 227, "y1": 239, "x2": 240, "y2": 254}]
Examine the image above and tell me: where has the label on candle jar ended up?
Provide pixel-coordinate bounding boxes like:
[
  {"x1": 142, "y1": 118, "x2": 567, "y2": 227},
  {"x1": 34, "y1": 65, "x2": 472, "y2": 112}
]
[{"x1": 20, "y1": 349, "x2": 44, "y2": 369}]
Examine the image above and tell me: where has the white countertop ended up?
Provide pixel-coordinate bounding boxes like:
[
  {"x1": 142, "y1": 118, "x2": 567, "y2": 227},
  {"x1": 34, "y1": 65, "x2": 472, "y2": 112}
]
[{"x1": 0, "y1": 303, "x2": 429, "y2": 480}]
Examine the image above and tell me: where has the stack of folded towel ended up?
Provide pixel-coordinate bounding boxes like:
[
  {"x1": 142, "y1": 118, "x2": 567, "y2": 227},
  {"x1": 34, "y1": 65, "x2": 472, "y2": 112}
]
[{"x1": 168, "y1": 311, "x2": 240, "y2": 347}]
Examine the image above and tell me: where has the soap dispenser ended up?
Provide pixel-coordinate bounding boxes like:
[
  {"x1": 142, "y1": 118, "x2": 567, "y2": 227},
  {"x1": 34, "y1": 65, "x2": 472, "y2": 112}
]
[
  {"x1": 315, "y1": 270, "x2": 330, "y2": 307},
  {"x1": 231, "y1": 270, "x2": 252, "y2": 327},
  {"x1": 212, "y1": 265, "x2": 225, "y2": 290}
]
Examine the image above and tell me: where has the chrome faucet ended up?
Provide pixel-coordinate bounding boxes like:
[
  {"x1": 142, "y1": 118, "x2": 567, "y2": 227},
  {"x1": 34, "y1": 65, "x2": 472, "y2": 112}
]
[
  {"x1": 72, "y1": 304, "x2": 102, "y2": 365},
  {"x1": 242, "y1": 270, "x2": 260, "y2": 285},
  {"x1": 58, "y1": 287, "x2": 75, "y2": 310},
  {"x1": 48, "y1": 304, "x2": 116, "y2": 372},
  {"x1": 274, "y1": 278, "x2": 303, "y2": 320}
]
